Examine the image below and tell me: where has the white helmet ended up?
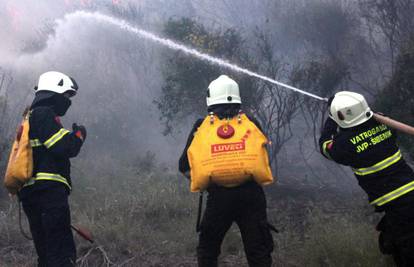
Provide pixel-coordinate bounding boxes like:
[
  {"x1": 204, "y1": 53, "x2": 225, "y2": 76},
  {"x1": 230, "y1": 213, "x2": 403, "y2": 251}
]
[
  {"x1": 35, "y1": 71, "x2": 78, "y2": 97},
  {"x1": 206, "y1": 75, "x2": 241, "y2": 106},
  {"x1": 329, "y1": 91, "x2": 373, "y2": 128}
]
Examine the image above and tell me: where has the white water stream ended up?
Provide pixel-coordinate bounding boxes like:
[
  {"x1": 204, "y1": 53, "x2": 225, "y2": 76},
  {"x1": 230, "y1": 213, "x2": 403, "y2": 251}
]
[{"x1": 70, "y1": 11, "x2": 327, "y2": 102}]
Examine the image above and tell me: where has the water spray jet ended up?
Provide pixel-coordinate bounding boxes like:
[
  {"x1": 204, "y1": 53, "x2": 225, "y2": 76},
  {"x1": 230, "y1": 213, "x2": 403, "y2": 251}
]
[
  {"x1": 62, "y1": 11, "x2": 414, "y2": 135},
  {"x1": 66, "y1": 11, "x2": 328, "y2": 102}
]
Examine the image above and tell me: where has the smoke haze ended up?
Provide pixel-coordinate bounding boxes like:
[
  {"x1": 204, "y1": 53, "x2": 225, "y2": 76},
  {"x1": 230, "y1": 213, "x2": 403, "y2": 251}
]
[{"x1": 0, "y1": 0, "x2": 388, "y2": 188}]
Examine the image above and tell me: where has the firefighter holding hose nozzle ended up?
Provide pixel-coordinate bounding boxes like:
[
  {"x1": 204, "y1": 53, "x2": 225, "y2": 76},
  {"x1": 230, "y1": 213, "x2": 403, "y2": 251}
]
[{"x1": 319, "y1": 91, "x2": 414, "y2": 266}]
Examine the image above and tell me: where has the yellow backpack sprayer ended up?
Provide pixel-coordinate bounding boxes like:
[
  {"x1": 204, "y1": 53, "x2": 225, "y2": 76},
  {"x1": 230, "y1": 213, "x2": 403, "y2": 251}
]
[{"x1": 188, "y1": 113, "x2": 273, "y2": 192}]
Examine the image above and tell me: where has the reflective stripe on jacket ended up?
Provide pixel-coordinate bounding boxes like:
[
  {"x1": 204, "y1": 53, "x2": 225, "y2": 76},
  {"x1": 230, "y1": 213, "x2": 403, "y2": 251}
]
[
  {"x1": 43, "y1": 129, "x2": 71, "y2": 149},
  {"x1": 22, "y1": 106, "x2": 83, "y2": 193},
  {"x1": 352, "y1": 150, "x2": 402, "y2": 176},
  {"x1": 30, "y1": 128, "x2": 71, "y2": 149},
  {"x1": 371, "y1": 180, "x2": 414, "y2": 207},
  {"x1": 319, "y1": 117, "x2": 414, "y2": 208},
  {"x1": 25, "y1": 172, "x2": 71, "y2": 190}
]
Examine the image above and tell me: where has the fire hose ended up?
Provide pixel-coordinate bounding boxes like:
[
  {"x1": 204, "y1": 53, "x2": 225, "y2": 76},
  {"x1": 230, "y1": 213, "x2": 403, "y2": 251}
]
[{"x1": 373, "y1": 113, "x2": 414, "y2": 136}]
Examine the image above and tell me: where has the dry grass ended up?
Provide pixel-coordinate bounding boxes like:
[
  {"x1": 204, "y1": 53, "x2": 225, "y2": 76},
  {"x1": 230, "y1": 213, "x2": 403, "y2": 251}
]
[{"x1": 0, "y1": 160, "x2": 396, "y2": 266}]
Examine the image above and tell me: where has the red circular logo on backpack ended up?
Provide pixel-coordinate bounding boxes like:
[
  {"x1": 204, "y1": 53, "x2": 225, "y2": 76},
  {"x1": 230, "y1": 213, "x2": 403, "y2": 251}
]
[{"x1": 217, "y1": 125, "x2": 235, "y2": 139}]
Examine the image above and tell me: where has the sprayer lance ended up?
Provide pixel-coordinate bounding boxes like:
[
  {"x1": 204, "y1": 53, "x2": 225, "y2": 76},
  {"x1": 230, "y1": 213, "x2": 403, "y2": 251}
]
[{"x1": 373, "y1": 113, "x2": 414, "y2": 136}]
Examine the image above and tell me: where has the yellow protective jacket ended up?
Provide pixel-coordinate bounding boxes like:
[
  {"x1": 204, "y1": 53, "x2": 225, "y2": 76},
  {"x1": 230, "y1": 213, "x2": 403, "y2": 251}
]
[{"x1": 183, "y1": 113, "x2": 274, "y2": 192}]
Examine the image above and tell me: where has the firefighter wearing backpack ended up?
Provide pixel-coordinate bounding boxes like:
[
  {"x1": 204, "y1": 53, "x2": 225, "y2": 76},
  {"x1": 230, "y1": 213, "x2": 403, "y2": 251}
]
[
  {"x1": 19, "y1": 71, "x2": 86, "y2": 267},
  {"x1": 179, "y1": 75, "x2": 275, "y2": 267},
  {"x1": 319, "y1": 91, "x2": 414, "y2": 267}
]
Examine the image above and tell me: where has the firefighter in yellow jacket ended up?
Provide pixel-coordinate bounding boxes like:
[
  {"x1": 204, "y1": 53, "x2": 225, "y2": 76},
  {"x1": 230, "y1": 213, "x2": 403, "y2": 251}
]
[{"x1": 179, "y1": 75, "x2": 275, "y2": 267}]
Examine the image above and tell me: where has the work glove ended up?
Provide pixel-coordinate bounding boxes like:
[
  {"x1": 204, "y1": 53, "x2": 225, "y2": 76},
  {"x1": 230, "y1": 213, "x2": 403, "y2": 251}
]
[{"x1": 72, "y1": 123, "x2": 87, "y2": 142}]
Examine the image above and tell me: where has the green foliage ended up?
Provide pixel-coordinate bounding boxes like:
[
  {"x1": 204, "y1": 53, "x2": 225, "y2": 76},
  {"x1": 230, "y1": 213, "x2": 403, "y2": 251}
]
[
  {"x1": 156, "y1": 18, "x2": 257, "y2": 135},
  {"x1": 375, "y1": 39, "x2": 414, "y2": 156}
]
